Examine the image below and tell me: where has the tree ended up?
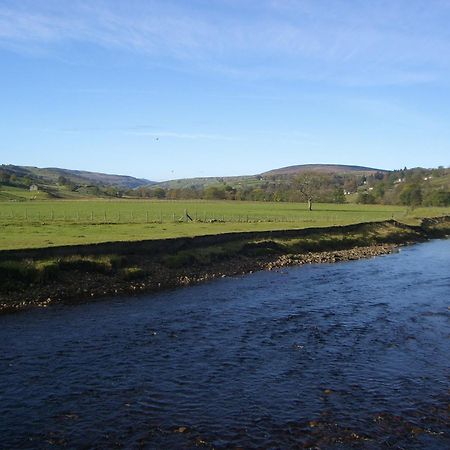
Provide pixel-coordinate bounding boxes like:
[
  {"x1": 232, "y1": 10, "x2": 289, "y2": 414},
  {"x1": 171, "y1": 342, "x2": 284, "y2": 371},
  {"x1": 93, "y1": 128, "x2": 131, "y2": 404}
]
[
  {"x1": 250, "y1": 188, "x2": 266, "y2": 201},
  {"x1": 152, "y1": 187, "x2": 166, "y2": 199},
  {"x1": 333, "y1": 187, "x2": 345, "y2": 204},
  {"x1": 204, "y1": 186, "x2": 226, "y2": 200},
  {"x1": 399, "y1": 183, "x2": 422, "y2": 207},
  {"x1": 343, "y1": 178, "x2": 358, "y2": 193},
  {"x1": 423, "y1": 190, "x2": 450, "y2": 207},
  {"x1": 372, "y1": 182, "x2": 385, "y2": 201},
  {"x1": 356, "y1": 191, "x2": 376, "y2": 204},
  {"x1": 296, "y1": 174, "x2": 322, "y2": 210}
]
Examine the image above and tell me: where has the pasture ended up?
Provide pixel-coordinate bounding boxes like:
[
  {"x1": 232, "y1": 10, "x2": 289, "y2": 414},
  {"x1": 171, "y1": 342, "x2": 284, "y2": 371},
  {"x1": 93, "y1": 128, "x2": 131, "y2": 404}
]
[{"x1": 0, "y1": 199, "x2": 448, "y2": 250}]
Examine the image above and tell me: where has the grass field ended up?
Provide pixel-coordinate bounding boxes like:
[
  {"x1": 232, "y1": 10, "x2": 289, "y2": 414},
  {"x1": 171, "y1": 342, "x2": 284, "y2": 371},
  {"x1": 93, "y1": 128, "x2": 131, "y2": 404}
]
[{"x1": 0, "y1": 199, "x2": 449, "y2": 250}]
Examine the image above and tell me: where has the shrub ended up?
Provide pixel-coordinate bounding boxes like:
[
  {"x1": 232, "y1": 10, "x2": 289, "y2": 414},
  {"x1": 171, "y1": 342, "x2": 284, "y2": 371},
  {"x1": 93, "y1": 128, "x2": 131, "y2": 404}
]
[
  {"x1": 57, "y1": 255, "x2": 126, "y2": 273},
  {"x1": 120, "y1": 267, "x2": 145, "y2": 280},
  {"x1": 0, "y1": 259, "x2": 60, "y2": 285}
]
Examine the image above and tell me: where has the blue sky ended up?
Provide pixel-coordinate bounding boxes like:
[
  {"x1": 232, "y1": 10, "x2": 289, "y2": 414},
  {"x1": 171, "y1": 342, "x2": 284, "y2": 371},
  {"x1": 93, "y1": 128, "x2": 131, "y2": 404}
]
[{"x1": 1, "y1": 0, "x2": 449, "y2": 181}]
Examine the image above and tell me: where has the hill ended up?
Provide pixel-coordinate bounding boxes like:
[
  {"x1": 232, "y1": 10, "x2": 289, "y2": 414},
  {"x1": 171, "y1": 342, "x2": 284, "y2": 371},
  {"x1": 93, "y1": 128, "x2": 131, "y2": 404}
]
[
  {"x1": 263, "y1": 164, "x2": 388, "y2": 176},
  {"x1": 0, "y1": 164, "x2": 156, "y2": 201},
  {"x1": 152, "y1": 164, "x2": 388, "y2": 190},
  {"x1": 153, "y1": 175, "x2": 259, "y2": 190},
  {"x1": 2, "y1": 165, "x2": 154, "y2": 189}
]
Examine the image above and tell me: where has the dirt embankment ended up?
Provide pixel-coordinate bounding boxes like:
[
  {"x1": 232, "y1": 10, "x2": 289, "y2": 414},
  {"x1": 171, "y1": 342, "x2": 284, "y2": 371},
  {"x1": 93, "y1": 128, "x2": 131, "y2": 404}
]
[{"x1": 0, "y1": 218, "x2": 448, "y2": 314}]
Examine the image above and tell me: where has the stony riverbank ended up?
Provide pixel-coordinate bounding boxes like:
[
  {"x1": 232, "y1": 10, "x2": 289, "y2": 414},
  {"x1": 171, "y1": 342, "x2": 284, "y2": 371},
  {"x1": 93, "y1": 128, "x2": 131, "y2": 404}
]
[
  {"x1": 0, "y1": 244, "x2": 397, "y2": 314},
  {"x1": 0, "y1": 217, "x2": 448, "y2": 314}
]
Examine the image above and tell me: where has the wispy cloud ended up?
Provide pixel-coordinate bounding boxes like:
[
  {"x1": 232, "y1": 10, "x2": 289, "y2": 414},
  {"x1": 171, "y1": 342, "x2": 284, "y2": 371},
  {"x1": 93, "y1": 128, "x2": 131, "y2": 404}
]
[
  {"x1": 1, "y1": 0, "x2": 450, "y2": 85},
  {"x1": 27, "y1": 124, "x2": 238, "y2": 141},
  {"x1": 30, "y1": 124, "x2": 315, "y2": 144},
  {"x1": 126, "y1": 130, "x2": 238, "y2": 141}
]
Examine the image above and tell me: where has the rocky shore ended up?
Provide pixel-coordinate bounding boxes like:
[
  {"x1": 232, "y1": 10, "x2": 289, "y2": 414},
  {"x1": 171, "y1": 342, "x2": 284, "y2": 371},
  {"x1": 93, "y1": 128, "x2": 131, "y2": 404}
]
[
  {"x1": 1, "y1": 216, "x2": 448, "y2": 314},
  {"x1": 0, "y1": 243, "x2": 397, "y2": 314}
]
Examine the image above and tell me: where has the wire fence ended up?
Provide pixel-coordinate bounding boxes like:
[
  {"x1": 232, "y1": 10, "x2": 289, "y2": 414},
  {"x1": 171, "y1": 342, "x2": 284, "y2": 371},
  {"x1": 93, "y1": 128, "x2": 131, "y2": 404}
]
[{"x1": 0, "y1": 208, "x2": 402, "y2": 225}]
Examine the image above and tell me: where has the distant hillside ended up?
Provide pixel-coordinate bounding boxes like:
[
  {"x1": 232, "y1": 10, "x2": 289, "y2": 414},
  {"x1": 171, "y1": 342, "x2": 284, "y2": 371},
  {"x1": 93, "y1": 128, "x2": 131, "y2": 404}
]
[
  {"x1": 2, "y1": 162, "x2": 448, "y2": 207},
  {"x1": 263, "y1": 164, "x2": 388, "y2": 176},
  {"x1": 153, "y1": 175, "x2": 258, "y2": 190},
  {"x1": 2, "y1": 165, "x2": 154, "y2": 189},
  {"x1": 151, "y1": 164, "x2": 388, "y2": 190}
]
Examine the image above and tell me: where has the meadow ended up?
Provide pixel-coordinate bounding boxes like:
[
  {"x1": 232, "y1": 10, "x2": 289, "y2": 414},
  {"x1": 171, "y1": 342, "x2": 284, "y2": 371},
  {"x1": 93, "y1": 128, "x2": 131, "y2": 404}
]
[{"x1": 0, "y1": 199, "x2": 449, "y2": 250}]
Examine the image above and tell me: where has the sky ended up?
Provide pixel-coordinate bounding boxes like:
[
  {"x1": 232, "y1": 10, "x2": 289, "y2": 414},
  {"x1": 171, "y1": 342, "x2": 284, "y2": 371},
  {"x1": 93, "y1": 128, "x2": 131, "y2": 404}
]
[{"x1": 1, "y1": 0, "x2": 450, "y2": 181}]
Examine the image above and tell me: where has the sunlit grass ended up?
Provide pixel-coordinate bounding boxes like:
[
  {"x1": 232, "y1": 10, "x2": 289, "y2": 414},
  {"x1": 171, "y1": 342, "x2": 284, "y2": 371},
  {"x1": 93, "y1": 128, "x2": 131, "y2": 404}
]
[{"x1": 0, "y1": 199, "x2": 448, "y2": 250}]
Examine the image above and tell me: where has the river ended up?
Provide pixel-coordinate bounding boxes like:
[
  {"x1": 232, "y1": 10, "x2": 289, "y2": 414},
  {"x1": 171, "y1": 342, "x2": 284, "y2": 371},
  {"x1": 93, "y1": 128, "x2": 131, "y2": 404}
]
[{"x1": 1, "y1": 240, "x2": 449, "y2": 449}]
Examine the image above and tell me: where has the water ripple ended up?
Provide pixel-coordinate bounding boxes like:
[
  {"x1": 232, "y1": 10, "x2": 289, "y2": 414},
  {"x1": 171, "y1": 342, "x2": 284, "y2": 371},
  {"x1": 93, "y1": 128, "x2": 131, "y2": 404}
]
[{"x1": 0, "y1": 240, "x2": 449, "y2": 449}]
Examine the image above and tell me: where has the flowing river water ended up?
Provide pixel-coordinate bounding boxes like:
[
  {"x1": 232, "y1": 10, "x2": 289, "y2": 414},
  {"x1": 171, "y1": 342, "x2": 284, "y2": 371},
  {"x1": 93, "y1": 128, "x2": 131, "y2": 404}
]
[{"x1": 1, "y1": 240, "x2": 449, "y2": 449}]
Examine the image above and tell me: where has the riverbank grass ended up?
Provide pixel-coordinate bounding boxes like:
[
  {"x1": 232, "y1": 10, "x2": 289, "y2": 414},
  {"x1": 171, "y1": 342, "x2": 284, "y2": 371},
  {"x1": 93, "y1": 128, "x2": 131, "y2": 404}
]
[
  {"x1": 1, "y1": 200, "x2": 449, "y2": 250},
  {"x1": 0, "y1": 218, "x2": 448, "y2": 313},
  {"x1": 0, "y1": 255, "x2": 128, "y2": 288}
]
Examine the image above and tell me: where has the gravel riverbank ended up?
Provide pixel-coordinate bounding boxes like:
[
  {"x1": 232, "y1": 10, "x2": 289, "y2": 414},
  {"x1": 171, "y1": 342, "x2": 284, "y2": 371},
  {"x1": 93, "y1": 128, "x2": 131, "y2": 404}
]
[
  {"x1": 2, "y1": 216, "x2": 448, "y2": 314},
  {"x1": 0, "y1": 243, "x2": 397, "y2": 314}
]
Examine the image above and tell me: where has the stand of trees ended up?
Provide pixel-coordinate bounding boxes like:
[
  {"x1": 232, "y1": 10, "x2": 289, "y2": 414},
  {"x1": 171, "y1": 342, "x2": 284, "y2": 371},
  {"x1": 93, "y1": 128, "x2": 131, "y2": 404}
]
[
  {"x1": 131, "y1": 173, "x2": 350, "y2": 204},
  {"x1": 355, "y1": 167, "x2": 450, "y2": 207},
  {"x1": 135, "y1": 167, "x2": 450, "y2": 208}
]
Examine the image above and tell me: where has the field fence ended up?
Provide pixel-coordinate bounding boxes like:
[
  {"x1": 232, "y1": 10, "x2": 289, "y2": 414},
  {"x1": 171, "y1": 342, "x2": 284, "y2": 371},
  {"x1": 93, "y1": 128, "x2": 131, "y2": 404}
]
[{"x1": 0, "y1": 208, "x2": 402, "y2": 225}]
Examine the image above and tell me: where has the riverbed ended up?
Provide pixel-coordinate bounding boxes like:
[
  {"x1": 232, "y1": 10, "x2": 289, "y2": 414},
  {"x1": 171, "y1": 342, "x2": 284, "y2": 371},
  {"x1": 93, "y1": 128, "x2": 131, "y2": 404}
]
[{"x1": 1, "y1": 240, "x2": 449, "y2": 449}]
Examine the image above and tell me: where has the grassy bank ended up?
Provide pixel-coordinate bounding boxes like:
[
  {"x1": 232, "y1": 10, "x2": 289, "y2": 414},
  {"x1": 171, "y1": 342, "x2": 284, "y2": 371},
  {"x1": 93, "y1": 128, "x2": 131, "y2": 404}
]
[
  {"x1": 1, "y1": 217, "x2": 448, "y2": 313},
  {"x1": 1, "y1": 199, "x2": 449, "y2": 250}
]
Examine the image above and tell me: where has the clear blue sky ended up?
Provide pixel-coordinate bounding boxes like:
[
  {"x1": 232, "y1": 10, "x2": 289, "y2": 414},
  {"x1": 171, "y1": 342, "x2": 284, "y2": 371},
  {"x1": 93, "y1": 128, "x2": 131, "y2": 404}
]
[{"x1": 1, "y1": 0, "x2": 449, "y2": 181}]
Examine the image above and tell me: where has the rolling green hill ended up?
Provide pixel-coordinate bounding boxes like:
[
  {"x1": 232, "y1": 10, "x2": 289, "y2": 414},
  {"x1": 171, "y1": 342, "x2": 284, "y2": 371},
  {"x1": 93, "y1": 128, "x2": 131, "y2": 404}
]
[
  {"x1": 1, "y1": 165, "x2": 154, "y2": 189},
  {"x1": 0, "y1": 164, "x2": 156, "y2": 201}
]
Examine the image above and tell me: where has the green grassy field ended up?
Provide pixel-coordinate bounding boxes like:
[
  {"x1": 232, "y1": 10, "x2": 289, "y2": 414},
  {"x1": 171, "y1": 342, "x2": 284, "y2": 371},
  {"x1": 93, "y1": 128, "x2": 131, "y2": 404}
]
[
  {"x1": 0, "y1": 183, "x2": 93, "y2": 201},
  {"x1": 0, "y1": 185, "x2": 53, "y2": 201},
  {"x1": 0, "y1": 199, "x2": 449, "y2": 250}
]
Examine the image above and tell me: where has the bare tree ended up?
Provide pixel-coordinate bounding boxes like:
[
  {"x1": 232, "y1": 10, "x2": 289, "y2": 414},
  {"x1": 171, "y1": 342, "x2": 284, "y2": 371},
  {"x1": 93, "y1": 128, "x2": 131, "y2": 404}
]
[{"x1": 296, "y1": 174, "x2": 322, "y2": 211}]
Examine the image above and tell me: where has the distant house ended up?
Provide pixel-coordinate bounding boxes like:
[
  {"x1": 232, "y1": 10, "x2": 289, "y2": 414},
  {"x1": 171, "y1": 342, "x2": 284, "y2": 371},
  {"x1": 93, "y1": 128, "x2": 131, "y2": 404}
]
[{"x1": 29, "y1": 184, "x2": 38, "y2": 191}]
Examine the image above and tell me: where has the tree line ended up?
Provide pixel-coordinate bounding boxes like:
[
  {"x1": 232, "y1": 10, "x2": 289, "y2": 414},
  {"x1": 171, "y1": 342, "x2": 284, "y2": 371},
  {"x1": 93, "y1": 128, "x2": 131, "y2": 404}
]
[
  {"x1": 128, "y1": 167, "x2": 449, "y2": 208},
  {"x1": 1, "y1": 166, "x2": 449, "y2": 207}
]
